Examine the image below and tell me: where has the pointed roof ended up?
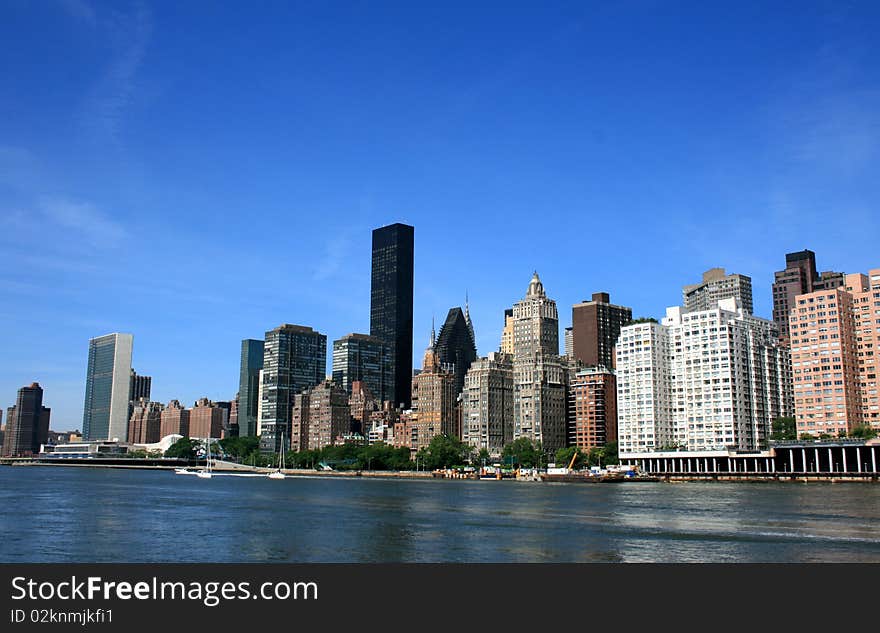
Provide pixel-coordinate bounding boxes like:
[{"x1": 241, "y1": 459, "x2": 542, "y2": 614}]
[
  {"x1": 527, "y1": 271, "x2": 545, "y2": 297},
  {"x1": 464, "y1": 291, "x2": 475, "y2": 347}
]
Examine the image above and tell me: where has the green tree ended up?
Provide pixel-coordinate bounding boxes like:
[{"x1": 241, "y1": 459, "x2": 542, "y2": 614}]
[
  {"x1": 554, "y1": 446, "x2": 584, "y2": 470},
  {"x1": 502, "y1": 437, "x2": 541, "y2": 468},
  {"x1": 602, "y1": 441, "x2": 619, "y2": 466},
  {"x1": 164, "y1": 437, "x2": 200, "y2": 459},
  {"x1": 770, "y1": 417, "x2": 798, "y2": 441},
  {"x1": 417, "y1": 434, "x2": 473, "y2": 470},
  {"x1": 219, "y1": 436, "x2": 261, "y2": 462},
  {"x1": 475, "y1": 448, "x2": 491, "y2": 466},
  {"x1": 623, "y1": 317, "x2": 658, "y2": 326},
  {"x1": 848, "y1": 425, "x2": 878, "y2": 439},
  {"x1": 799, "y1": 432, "x2": 815, "y2": 441}
]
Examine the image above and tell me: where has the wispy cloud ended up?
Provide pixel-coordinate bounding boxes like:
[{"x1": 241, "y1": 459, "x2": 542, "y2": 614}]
[
  {"x1": 79, "y1": 1, "x2": 153, "y2": 143},
  {"x1": 38, "y1": 197, "x2": 128, "y2": 247},
  {"x1": 788, "y1": 90, "x2": 880, "y2": 176},
  {"x1": 313, "y1": 233, "x2": 353, "y2": 281}
]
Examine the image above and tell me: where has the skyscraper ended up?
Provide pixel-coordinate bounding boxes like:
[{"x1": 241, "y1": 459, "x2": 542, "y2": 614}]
[
  {"x1": 1, "y1": 383, "x2": 50, "y2": 457},
  {"x1": 571, "y1": 292, "x2": 633, "y2": 369},
  {"x1": 772, "y1": 250, "x2": 845, "y2": 346},
  {"x1": 790, "y1": 270, "x2": 880, "y2": 437},
  {"x1": 434, "y1": 306, "x2": 477, "y2": 396},
  {"x1": 82, "y1": 333, "x2": 133, "y2": 441},
  {"x1": 260, "y1": 324, "x2": 327, "y2": 454},
  {"x1": 128, "y1": 370, "x2": 151, "y2": 401},
  {"x1": 370, "y1": 223, "x2": 414, "y2": 408},
  {"x1": 237, "y1": 339, "x2": 264, "y2": 437},
  {"x1": 682, "y1": 268, "x2": 753, "y2": 315},
  {"x1": 511, "y1": 273, "x2": 567, "y2": 456},
  {"x1": 332, "y1": 333, "x2": 392, "y2": 403}
]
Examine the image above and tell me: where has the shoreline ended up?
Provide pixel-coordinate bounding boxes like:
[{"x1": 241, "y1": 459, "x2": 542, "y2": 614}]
[{"x1": 1, "y1": 459, "x2": 878, "y2": 483}]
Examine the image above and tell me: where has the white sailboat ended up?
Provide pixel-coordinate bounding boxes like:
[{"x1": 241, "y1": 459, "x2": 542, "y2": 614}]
[
  {"x1": 196, "y1": 438, "x2": 213, "y2": 479},
  {"x1": 267, "y1": 440, "x2": 286, "y2": 479}
]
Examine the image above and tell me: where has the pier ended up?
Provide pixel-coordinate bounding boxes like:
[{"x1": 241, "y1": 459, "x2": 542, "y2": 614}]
[{"x1": 623, "y1": 440, "x2": 880, "y2": 481}]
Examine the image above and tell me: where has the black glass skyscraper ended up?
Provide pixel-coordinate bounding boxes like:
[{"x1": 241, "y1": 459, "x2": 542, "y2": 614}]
[
  {"x1": 238, "y1": 339, "x2": 264, "y2": 437},
  {"x1": 434, "y1": 306, "x2": 477, "y2": 396},
  {"x1": 370, "y1": 223, "x2": 414, "y2": 409},
  {"x1": 259, "y1": 324, "x2": 326, "y2": 454}
]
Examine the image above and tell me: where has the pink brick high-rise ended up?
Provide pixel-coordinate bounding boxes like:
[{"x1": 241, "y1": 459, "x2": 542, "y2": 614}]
[{"x1": 791, "y1": 270, "x2": 880, "y2": 437}]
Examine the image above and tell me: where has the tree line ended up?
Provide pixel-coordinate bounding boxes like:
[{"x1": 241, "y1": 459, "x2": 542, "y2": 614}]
[{"x1": 162, "y1": 434, "x2": 621, "y2": 471}]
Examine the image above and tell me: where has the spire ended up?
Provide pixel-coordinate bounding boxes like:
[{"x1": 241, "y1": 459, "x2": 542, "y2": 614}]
[
  {"x1": 464, "y1": 291, "x2": 476, "y2": 348},
  {"x1": 430, "y1": 315, "x2": 436, "y2": 348}
]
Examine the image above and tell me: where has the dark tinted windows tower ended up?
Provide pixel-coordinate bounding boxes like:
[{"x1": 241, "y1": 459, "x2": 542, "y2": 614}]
[
  {"x1": 370, "y1": 223, "x2": 414, "y2": 408},
  {"x1": 238, "y1": 339, "x2": 264, "y2": 437},
  {"x1": 434, "y1": 307, "x2": 477, "y2": 396}
]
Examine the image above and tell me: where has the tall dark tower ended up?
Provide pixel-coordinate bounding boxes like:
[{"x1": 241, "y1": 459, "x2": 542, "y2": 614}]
[
  {"x1": 370, "y1": 223, "x2": 414, "y2": 408},
  {"x1": 1, "y1": 383, "x2": 50, "y2": 457},
  {"x1": 434, "y1": 306, "x2": 477, "y2": 396}
]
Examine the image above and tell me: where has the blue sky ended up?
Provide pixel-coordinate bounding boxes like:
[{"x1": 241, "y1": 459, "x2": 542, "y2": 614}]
[{"x1": 2, "y1": 1, "x2": 879, "y2": 429}]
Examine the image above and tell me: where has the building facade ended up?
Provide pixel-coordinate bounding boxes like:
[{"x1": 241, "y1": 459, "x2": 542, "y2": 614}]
[
  {"x1": 332, "y1": 333, "x2": 392, "y2": 403},
  {"x1": 127, "y1": 398, "x2": 164, "y2": 445},
  {"x1": 511, "y1": 273, "x2": 567, "y2": 455},
  {"x1": 370, "y1": 222, "x2": 414, "y2": 409},
  {"x1": 410, "y1": 336, "x2": 457, "y2": 454},
  {"x1": 500, "y1": 309, "x2": 514, "y2": 354},
  {"x1": 772, "y1": 250, "x2": 845, "y2": 346},
  {"x1": 616, "y1": 298, "x2": 792, "y2": 455},
  {"x1": 160, "y1": 399, "x2": 190, "y2": 438},
  {"x1": 129, "y1": 370, "x2": 151, "y2": 401},
  {"x1": 568, "y1": 366, "x2": 617, "y2": 451},
  {"x1": 683, "y1": 268, "x2": 753, "y2": 315},
  {"x1": 461, "y1": 352, "x2": 513, "y2": 458},
  {"x1": 349, "y1": 380, "x2": 379, "y2": 436},
  {"x1": 1, "y1": 383, "x2": 50, "y2": 457},
  {"x1": 434, "y1": 306, "x2": 477, "y2": 396},
  {"x1": 189, "y1": 398, "x2": 227, "y2": 439},
  {"x1": 260, "y1": 324, "x2": 327, "y2": 454},
  {"x1": 790, "y1": 270, "x2": 880, "y2": 436},
  {"x1": 571, "y1": 292, "x2": 632, "y2": 369},
  {"x1": 82, "y1": 333, "x2": 133, "y2": 441},
  {"x1": 290, "y1": 380, "x2": 351, "y2": 452},
  {"x1": 237, "y1": 339, "x2": 264, "y2": 437}
]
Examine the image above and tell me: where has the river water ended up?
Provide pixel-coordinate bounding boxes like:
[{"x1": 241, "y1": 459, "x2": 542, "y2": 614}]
[{"x1": 2, "y1": 466, "x2": 879, "y2": 562}]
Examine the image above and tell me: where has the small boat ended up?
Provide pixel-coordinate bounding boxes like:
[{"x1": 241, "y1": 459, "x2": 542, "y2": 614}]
[
  {"x1": 267, "y1": 440, "x2": 286, "y2": 480},
  {"x1": 196, "y1": 438, "x2": 213, "y2": 479},
  {"x1": 174, "y1": 467, "x2": 191, "y2": 475}
]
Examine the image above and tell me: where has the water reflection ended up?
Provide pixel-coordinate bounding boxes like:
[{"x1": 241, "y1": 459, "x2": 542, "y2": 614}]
[{"x1": 1, "y1": 468, "x2": 879, "y2": 562}]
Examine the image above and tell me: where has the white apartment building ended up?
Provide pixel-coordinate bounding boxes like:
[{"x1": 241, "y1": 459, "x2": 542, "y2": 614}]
[{"x1": 617, "y1": 298, "x2": 792, "y2": 455}]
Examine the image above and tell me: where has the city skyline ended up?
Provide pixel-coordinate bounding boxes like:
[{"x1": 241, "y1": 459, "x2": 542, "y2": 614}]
[
  {"x1": 2, "y1": 234, "x2": 876, "y2": 431},
  {"x1": 3, "y1": 2, "x2": 880, "y2": 427}
]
